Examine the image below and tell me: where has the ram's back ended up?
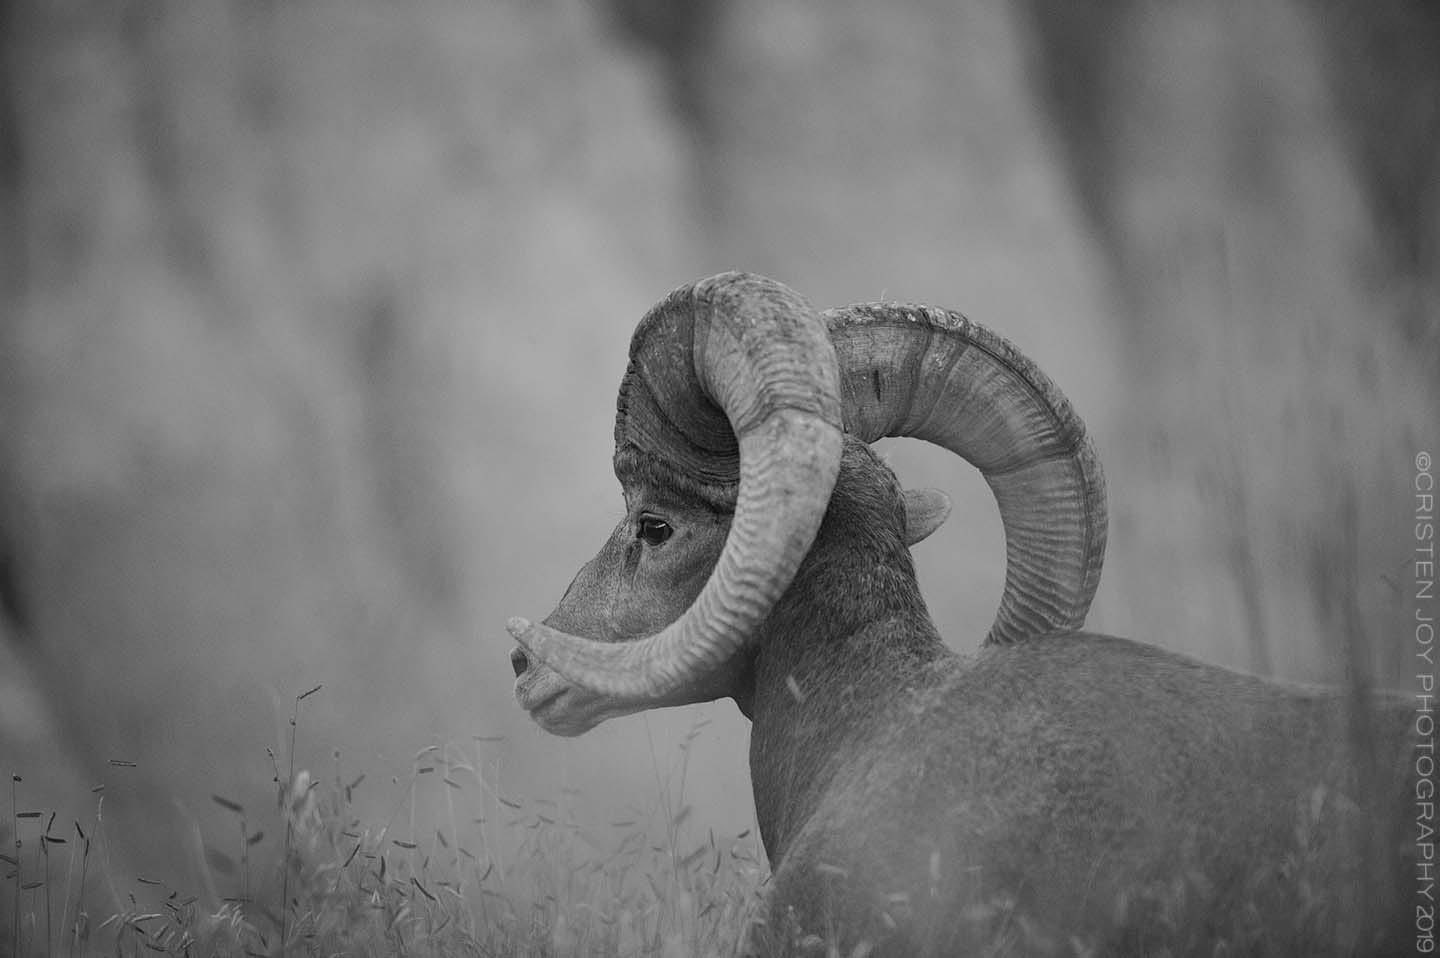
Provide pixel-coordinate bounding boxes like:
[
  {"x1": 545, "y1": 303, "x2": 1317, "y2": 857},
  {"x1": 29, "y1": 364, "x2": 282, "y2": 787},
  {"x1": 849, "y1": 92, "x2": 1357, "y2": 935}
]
[{"x1": 754, "y1": 634, "x2": 1412, "y2": 955}]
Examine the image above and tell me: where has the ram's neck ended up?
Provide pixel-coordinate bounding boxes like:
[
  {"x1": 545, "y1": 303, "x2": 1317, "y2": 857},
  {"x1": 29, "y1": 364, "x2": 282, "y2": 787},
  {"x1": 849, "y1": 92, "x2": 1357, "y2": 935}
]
[{"x1": 746, "y1": 560, "x2": 946, "y2": 861}]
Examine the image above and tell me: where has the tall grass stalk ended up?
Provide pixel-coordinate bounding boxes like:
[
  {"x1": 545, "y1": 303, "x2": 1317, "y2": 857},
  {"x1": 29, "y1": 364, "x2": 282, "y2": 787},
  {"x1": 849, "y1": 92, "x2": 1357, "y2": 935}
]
[
  {"x1": 10, "y1": 774, "x2": 20, "y2": 958},
  {"x1": 278, "y1": 682, "x2": 322, "y2": 956}
]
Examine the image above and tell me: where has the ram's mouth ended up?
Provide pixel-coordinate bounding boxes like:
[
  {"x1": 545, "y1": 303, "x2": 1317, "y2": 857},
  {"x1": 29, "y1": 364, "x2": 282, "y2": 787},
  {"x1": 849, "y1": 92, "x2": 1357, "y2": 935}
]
[
  {"x1": 513, "y1": 667, "x2": 562, "y2": 712},
  {"x1": 519, "y1": 685, "x2": 564, "y2": 717},
  {"x1": 513, "y1": 681, "x2": 594, "y2": 736}
]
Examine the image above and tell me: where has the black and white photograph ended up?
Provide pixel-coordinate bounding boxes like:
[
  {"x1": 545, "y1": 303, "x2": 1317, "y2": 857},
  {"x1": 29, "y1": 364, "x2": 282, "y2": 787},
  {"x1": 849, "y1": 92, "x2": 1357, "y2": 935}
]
[{"x1": 1, "y1": 1, "x2": 1436, "y2": 954}]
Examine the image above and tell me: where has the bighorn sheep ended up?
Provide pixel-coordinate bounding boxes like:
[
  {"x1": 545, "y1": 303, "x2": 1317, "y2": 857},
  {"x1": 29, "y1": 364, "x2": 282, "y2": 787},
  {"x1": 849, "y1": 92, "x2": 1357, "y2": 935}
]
[{"x1": 508, "y1": 272, "x2": 1413, "y2": 955}]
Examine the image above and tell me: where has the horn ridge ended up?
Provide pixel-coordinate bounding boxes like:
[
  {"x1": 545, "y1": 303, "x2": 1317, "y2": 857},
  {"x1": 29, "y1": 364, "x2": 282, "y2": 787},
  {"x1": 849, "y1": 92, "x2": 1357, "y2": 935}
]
[{"x1": 823, "y1": 302, "x2": 1106, "y2": 644}]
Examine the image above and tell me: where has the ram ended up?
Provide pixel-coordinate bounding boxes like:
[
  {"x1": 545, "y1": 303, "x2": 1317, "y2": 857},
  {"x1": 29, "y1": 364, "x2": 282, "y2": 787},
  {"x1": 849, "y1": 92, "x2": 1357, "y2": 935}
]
[{"x1": 508, "y1": 272, "x2": 1412, "y2": 955}]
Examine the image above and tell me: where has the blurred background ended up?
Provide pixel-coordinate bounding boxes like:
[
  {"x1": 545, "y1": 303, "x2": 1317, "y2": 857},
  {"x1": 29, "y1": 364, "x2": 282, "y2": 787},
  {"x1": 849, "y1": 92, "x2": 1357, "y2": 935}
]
[{"x1": 1, "y1": 0, "x2": 1436, "y2": 907}]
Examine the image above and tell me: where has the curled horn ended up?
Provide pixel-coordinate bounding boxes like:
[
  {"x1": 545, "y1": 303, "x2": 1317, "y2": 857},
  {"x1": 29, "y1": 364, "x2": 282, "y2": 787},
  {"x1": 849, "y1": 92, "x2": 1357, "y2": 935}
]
[
  {"x1": 509, "y1": 280, "x2": 1106, "y2": 701},
  {"x1": 508, "y1": 272, "x2": 845, "y2": 698},
  {"x1": 825, "y1": 303, "x2": 1105, "y2": 643}
]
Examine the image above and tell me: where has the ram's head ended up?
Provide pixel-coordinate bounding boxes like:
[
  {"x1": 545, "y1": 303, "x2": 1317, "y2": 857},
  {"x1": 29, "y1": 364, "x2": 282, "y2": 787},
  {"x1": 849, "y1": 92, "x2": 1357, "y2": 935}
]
[{"x1": 509, "y1": 272, "x2": 1105, "y2": 734}]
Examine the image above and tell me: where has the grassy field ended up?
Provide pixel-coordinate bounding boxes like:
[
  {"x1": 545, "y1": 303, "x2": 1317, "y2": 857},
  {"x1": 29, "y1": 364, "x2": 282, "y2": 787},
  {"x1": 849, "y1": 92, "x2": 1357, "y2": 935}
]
[
  {"x1": 6, "y1": 759, "x2": 1409, "y2": 957},
  {"x1": 2, "y1": 687, "x2": 1413, "y2": 956},
  {"x1": 3, "y1": 694, "x2": 766, "y2": 958}
]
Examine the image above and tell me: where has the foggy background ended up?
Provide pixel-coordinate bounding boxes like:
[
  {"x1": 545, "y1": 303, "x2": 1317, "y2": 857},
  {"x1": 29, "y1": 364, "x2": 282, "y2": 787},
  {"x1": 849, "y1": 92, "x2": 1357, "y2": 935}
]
[{"x1": 2, "y1": 0, "x2": 1436, "y2": 903}]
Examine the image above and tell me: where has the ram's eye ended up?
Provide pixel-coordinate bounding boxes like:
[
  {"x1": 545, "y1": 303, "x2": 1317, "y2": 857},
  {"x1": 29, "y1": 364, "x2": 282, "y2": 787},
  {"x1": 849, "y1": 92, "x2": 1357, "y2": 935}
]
[{"x1": 636, "y1": 516, "x2": 673, "y2": 546}]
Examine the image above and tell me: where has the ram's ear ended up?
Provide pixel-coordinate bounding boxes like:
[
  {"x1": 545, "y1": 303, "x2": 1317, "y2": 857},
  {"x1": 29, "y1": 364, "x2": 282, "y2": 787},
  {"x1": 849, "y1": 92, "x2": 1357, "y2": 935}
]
[{"x1": 902, "y1": 488, "x2": 951, "y2": 546}]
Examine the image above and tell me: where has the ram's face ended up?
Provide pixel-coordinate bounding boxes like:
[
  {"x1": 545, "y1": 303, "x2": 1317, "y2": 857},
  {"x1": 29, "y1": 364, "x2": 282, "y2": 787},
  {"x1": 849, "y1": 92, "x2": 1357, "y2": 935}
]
[{"x1": 510, "y1": 481, "x2": 741, "y2": 735}]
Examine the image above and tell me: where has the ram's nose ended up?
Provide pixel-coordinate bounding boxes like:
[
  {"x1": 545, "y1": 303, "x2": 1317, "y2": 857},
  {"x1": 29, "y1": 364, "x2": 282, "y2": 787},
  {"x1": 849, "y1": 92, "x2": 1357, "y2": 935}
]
[{"x1": 510, "y1": 646, "x2": 529, "y2": 678}]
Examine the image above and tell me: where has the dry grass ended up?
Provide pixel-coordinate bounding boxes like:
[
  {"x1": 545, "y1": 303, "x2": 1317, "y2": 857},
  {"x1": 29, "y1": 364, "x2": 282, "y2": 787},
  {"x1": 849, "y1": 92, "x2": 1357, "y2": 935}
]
[{"x1": 2, "y1": 695, "x2": 767, "y2": 958}]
